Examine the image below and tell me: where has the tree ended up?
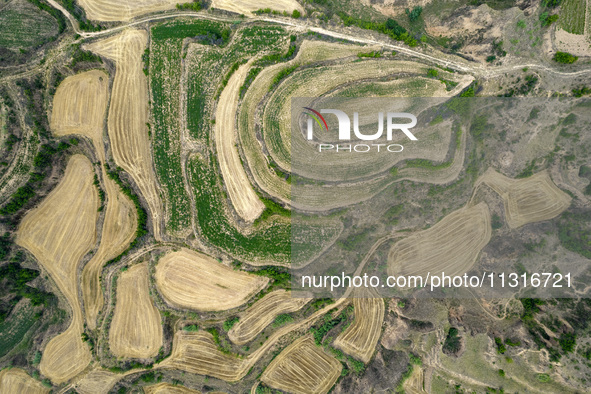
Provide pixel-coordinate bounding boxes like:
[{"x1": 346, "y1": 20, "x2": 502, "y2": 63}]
[
  {"x1": 405, "y1": 6, "x2": 423, "y2": 22},
  {"x1": 554, "y1": 51, "x2": 578, "y2": 64},
  {"x1": 291, "y1": 9, "x2": 301, "y2": 19}
]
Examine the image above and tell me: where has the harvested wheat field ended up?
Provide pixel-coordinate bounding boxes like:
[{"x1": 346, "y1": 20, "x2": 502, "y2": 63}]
[
  {"x1": 155, "y1": 248, "x2": 268, "y2": 311},
  {"x1": 73, "y1": 368, "x2": 122, "y2": 394},
  {"x1": 215, "y1": 61, "x2": 264, "y2": 222},
  {"x1": 0, "y1": 368, "x2": 49, "y2": 394},
  {"x1": 78, "y1": 0, "x2": 178, "y2": 21},
  {"x1": 211, "y1": 0, "x2": 303, "y2": 16},
  {"x1": 228, "y1": 290, "x2": 310, "y2": 345},
  {"x1": 479, "y1": 168, "x2": 571, "y2": 229},
  {"x1": 334, "y1": 295, "x2": 384, "y2": 363},
  {"x1": 82, "y1": 175, "x2": 136, "y2": 329},
  {"x1": 387, "y1": 202, "x2": 491, "y2": 281},
  {"x1": 159, "y1": 330, "x2": 245, "y2": 381},
  {"x1": 261, "y1": 335, "x2": 342, "y2": 394},
  {"x1": 86, "y1": 29, "x2": 163, "y2": 240},
  {"x1": 109, "y1": 263, "x2": 163, "y2": 358},
  {"x1": 144, "y1": 382, "x2": 202, "y2": 394},
  {"x1": 17, "y1": 154, "x2": 97, "y2": 383},
  {"x1": 50, "y1": 65, "x2": 137, "y2": 330},
  {"x1": 50, "y1": 69, "x2": 109, "y2": 161}
]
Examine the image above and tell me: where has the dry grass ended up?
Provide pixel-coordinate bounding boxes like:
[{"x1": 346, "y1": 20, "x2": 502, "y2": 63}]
[
  {"x1": 17, "y1": 154, "x2": 97, "y2": 384},
  {"x1": 82, "y1": 174, "x2": 136, "y2": 329},
  {"x1": 387, "y1": 202, "x2": 491, "y2": 281},
  {"x1": 78, "y1": 0, "x2": 178, "y2": 21},
  {"x1": 211, "y1": 0, "x2": 303, "y2": 16},
  {"x1": 50, "y1": 69, "x2": 109, "y2": 161},
  {"x1": 158, "y1": 331, "x2": 245, "y2": 381},
  {"x1": 479, "y1": 169, "x2": 572, "y2": 229},
  {"x1": 215, "y1": 61, "x2": 264, "y2": 222},
  {"x1": 154, "y1": 248, "x2": 268, "y2": 311},
  {"x1": 144, "y1": 382, "x2": 202, "y2": 393},
  {"x1": 261, "y1": 335, "x2": 342, "y2": 394},
  {"x1": 109, "y1": 263, "x2": 163, "y2": 358},
  {"x1": 228, "y1": 290, "x2": 310, "y2": 345},
  {"x1": 73, "y1": 368, "x2": 122, "y2": 394},
  {"x1": 0, "y1": 368, "x2": 49, "y2": 394},
  {"x1": 86, "y1": 29, "x2": 163, "y2": 240},
  {"x1": 334, "y1": 294, "x2": 384, "y2": 363}
]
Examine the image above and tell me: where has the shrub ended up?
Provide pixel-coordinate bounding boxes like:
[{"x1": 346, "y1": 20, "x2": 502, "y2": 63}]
[
  {"x1": 553, "y1": 51, "x2": 578, "y2": 64},
  {"x1": 405, "y1": 6, "x2": 423, "y2": 22}
]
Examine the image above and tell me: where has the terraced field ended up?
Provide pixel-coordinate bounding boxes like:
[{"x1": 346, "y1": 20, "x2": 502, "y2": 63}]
[
  {"x1": 109, "y1": 263, "x2": 163, "y2": 358},
  {"x1": 0, "y1": 368, "x2": 48, "y2": 394},
  {"x1": 78, "y1": 0, "x2": 178, "y2": 21},
  {"x1": 387, "y1": 202, "x2": 492, "y2": 282},
  {"x1": 87, "y1": 29, "x2": 164, "y2": 240},
  {"x1": 17, "y1": 155, "x2": 97, "y2": 384},
  {"x1": 154, "y1": 248, "x2": 268, "y2": 311},
  {"x1": 228, "y1": 290, "x2": 310, "y2": 345},
  {"x1": 261, "y1": 335, "x2": 342, "y2": 394},
  {"x1": 478, "y1": 169, "x2": 572, "y2": 229},
  {"x1": 334, "y1": 294, "x2": 385, "y2": 363}
]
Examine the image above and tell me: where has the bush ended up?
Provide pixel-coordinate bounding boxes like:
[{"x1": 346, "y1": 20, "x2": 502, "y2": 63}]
[
  {"x1": 553, "y1": 51, "x2": 578, "y2": 64},
  {"x1": 443, "y1": 327, "x2": 462, "y2": 354},
  {"x1": 405, "y1": 6, "x2": 423, "y2": 22},
  {"x1": 291, "y1": 9, "x2": 301, "y2": 18},
  {"x1": 223, "y1": 316, "x2": 239, "y2": 331}
]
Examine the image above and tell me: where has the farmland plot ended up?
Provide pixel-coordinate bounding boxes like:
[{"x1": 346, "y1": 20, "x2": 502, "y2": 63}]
[
  {"x1": 154, "y1": 248, "x2": 268, "y2": 311},
  {"x1": 144, "y1": 382, "x2": 202, "y2": 393},
  {"x1": 334, "y1": 294, "x2": 384, "y2": 363},
  {"x1": 158, "y1": 330, "x2": 246, "y2": 381},
  {"x1": 17, "y1": 155, "x2": 98, "y2": 384},
  {"x1": 479, "y1": 169, "x2": 571, "y2": 228},
  {"x1": 78, "y1": 0, "x2": 179, "y2": 21},
  {"x1": 387, "y1": 202, "x2": 491, "y2": 281},
  {"x1": 50, "y1": 69, "x2": 137, "y2": 329},
  {"x1": 228, "y1": 289, "x2": 310, "y2": 345},
  {"x1": 87, "y1": 29, "x2": 164, "y2": 240},
  {"x1": 0, "y1": 368, "x2": 48, "y2": 394},
  {"x1": 261, "y1": 335, "x2": 342, "y2": 394},
  {"x1": 109, "y1": 263, "x2": 163, "y2": 358},
  {"x1": 73, "y1": 368, "x2": 123, "y2": 394},
  {"x1": 211, "y1": 0, "x2": 303, "y2": 16}
]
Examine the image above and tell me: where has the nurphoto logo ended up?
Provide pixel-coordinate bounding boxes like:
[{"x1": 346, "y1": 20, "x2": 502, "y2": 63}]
[{"x1": 303, "y1": 107, "x2": 418, "y2": 152}]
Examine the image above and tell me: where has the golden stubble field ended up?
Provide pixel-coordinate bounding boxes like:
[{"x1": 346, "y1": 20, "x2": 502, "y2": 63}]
[
  {"x1": 50, "y1": 69, "x2": 109, "y2": 161},
  {"x1": 211, "y1": 0, "x2": 303, "y2": 16},
  {"x1": 261, "y1": 335, "x2": 342, "y2": 394},
  {"x1": 49, "y1": 69, "x2": 137, "y2": 330},
  {"x1": 154, "y1": 248, "x2": 268, "y2": 311},
  {"x1": 17, "y1": 155, "x2": 98, "y2": 384},
  {"x1": 334, "y1": 294, "x2": 385, "y2": 363},
  {"x1": 86, "y1": 29, "x2": 164, "y2": 241},
  {"x1": 78, "y1": 0, "x2": 179, "y2": 21},
  {"x1": 215, "y1": 60, "x2": 265, "y2": 222},
  {"x1": 109, "y1": 263, "x2": 163, "y2": 358},
  {"x1": 228, "y1": 289, "x2": 310, "y2": 345},
  {"x1": 158, "y1": 330, "x2": 245, "y2": 381},
  {"x1": 387, "y1": 202, "x2": 492, "y2": 281},
  {"x1": 143, "y1": 382, "x2": 203, "y2": 394},
  {"x1": 478, "y1": 168, "x2": 572, "y2": 228},
  {"x1": 0, "y1": 368, "x2": 49, "y2": 394}
]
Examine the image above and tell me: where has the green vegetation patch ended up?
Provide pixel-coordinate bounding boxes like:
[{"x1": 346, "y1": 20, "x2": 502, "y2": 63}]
[
  {"x1": 150, "y1": 19, "x2": 230, "y2": 233},
  {"x1": 0, "y1": 0, "x2": 59, "y2": 51},
  {"x1": 0, "y1": 300, "x2": 38, "y2": 357},
  {"x1": 559, "y1": 0, "x2": 586, "y2": 34}
]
